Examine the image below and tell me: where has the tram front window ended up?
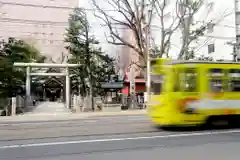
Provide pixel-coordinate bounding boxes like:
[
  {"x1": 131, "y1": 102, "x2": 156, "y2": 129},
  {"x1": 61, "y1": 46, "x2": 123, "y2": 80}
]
[{"x1": 151, "y1": 75, "x2": 163, "y2": 94}]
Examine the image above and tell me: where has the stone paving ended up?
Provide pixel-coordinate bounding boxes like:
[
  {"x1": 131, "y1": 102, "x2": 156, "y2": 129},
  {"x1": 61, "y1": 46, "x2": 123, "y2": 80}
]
[{"x1": 28, "y1": 101, "x2": 70, "y2": 115}]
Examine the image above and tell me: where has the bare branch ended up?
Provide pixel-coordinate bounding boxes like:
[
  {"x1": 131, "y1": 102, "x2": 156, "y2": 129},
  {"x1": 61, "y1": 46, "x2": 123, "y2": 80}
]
[
  {"x1": 177, "y1": 0, "x2": 206, "y2": 59},
  {"x1": 178, "y1": 2, "x2": 233, "y2": 60},
  {"x1": 93, "y1": 2, "x2": 142, "y2": 54},
  {"x1": 92, "y1": 0, "x2": 150, "y2": 66},
  {"x1": 128, "y1": 59, "x2": 147, "y2": 69}
]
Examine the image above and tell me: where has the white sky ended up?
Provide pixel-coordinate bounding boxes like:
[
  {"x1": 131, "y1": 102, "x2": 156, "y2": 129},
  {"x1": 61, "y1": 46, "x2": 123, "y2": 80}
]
[{"x1": 78, "y1": 0, "x2": 120, "y2": 58}]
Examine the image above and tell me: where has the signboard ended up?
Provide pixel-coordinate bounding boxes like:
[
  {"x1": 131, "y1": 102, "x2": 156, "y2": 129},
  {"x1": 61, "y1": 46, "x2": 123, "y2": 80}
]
[
  {"x1": 101, "y1": 82, "x2": 124, "y2": 89},
  {"x1": 151, "y1": 75, "x2": 163, "y2": 83}
]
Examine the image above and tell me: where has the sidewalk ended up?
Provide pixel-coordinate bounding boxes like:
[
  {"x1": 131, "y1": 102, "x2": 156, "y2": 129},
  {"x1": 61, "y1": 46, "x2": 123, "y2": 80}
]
[{"x1": 0, "y1": 109, "x2": 147, "y2": 123}]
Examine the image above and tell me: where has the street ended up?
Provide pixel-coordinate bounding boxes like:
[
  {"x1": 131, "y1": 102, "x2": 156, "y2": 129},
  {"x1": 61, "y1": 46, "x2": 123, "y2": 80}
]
[{"x1": 0, "y1": 115, "x2": 239, "y2": 160}]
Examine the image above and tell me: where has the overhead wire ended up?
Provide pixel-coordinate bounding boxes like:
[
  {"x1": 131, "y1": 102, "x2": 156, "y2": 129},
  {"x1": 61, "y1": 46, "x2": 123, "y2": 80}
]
[{"x1": 0, "y1": 1, "x2": 116, "y2": 11}]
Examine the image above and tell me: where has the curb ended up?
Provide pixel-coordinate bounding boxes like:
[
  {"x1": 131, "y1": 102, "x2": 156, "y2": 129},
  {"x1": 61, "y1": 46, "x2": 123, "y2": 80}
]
[{"x1": 0, "y1": 110, "x2": 147, "y2": 123}]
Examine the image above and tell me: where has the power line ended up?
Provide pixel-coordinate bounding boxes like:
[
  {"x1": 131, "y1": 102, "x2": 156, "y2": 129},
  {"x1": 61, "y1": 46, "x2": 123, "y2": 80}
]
[
  {"x1": 0, "y1": 19, "x2": 168, "y2": 32},
  {"x1": 0, "y1": 1, "x2": 75, "y2": 10},
  {"x1": 0, "y1": 20, "x2": 235, "y2": 47},
  {"x1": 0, "y1": 28, "x2": 65, "y2": 36},
  {"x1": 0, "y1": 18, "x2": 69, "y2": 25},
  {"x1": 0, "y1": 34, "x2": 112, "y2": 45},
  {"x1": 0, "y1": 1, "x2": 116, "y2": 12},
  {"x1": 0, "y1": 36, "x2": 64, "y2": 42},
  {"x1": 0, "y1": 20, "x2": 235, "y2": 39},
  {"x1": 0, "y1": 17, "x2": 171, "y2": 29},
  {"x1": 0, "y1": 17, "x2": 237, "y2": 33},
  {"x1": 202, "y1": 35, "x2": 235, "y2": 40},
  {"x1": 0, "y1": 18, "x2": 107, "y2": 27}
]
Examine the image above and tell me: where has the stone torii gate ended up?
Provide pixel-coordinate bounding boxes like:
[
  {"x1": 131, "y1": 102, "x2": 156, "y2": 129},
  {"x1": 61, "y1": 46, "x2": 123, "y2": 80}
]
[{"x1": 14, "y1": 62, "x2": 81, "y2": 109}]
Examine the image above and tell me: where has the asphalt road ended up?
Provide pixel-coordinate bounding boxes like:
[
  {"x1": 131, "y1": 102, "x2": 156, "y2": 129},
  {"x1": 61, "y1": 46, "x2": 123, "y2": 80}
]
[{"x1": 0, "y1": 115, "x2": 239, "y2": 160}]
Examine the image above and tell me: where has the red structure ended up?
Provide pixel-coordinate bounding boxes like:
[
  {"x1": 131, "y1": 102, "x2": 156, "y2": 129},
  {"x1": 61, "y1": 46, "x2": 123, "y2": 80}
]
[{"x1": 121, "y1": 71, "x2": 145, "y2": 95}]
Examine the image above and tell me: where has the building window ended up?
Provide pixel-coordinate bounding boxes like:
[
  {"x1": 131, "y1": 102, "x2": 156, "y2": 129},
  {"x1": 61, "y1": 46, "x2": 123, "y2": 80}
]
[
  {"x1": 207, "y1": 22, "x2": 214, "y2": 33},
  {"x1": 208, "y1": 43, "x2": 215, "y2": 54}
]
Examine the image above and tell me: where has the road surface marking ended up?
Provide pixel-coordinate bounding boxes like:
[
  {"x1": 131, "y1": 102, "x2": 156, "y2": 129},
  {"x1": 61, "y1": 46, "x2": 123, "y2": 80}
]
[
  {"x1": 0, "y1": 129, "x2": 239, "y2": 149},
  {"x1": 84, "y1": 120, "x2": 97, "y2": 123}
]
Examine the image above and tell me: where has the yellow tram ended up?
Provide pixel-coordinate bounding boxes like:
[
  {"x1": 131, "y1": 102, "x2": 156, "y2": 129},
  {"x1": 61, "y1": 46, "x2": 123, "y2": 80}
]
[{"x1": 148, "y1": 58, "x2": 240, "y2": 127}]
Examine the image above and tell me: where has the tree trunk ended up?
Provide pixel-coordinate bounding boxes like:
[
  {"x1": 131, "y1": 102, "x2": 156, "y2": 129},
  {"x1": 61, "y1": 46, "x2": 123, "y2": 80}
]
[{"x1": 89, "y1": 78, "x2": 94, "y2": 111}]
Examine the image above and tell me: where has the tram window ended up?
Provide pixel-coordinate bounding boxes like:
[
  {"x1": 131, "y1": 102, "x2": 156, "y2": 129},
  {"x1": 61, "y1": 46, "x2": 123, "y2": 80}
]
[
  {"x1": 229, "y1": 69, "x2": 240, "y2": 92},
  {"x1": 210, "y1": 80, "x2": 224, "y2": 92},
  {"x1": 151, "y1": 75, "x2": 163, "y2": 94},
  {"x1": 181, "y1": 69, "x2": 197, "y2": 92},
  {"x1": 229, "y1": 80, "x2": 240, "y2": 92},
  {"x1": 229, "y1": 69, "x2": 240, "y2": 78},
  {"x1": 173, "y1": 69, "x2": 180, "y2": 92},
  {"x1": 209, "y1": 68, "x2": 224, "y2": 92}
]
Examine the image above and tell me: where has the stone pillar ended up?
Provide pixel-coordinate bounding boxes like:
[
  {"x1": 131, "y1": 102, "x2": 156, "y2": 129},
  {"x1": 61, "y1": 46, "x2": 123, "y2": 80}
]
[
  {"x1": 11, "y1": 97, "x2": 16, "y2": 116},
  {"x1": 65, "y1": 67, "x2": 70, "y2": 108},
  {"x1": 73, "y1": 94, "x2": 80, "y2": 112},
  {"x1": 26, "y1": 66, "x2": 31, "y2": 107},
  {"x1": 60, "y1": 88, "x2": 63, "y2": 102},
  {"x1": 43, "y1": 86, "x2": 46, "y2": 100}
]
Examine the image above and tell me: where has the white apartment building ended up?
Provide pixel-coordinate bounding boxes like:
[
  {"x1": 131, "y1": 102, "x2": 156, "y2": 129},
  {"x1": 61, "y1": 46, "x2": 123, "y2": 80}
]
[
  {"x1": 193, "y1": 0, "x2": 235, "y2": 60},
  {"x1": 151, "y1": 0, "x2": 236, "y2": 60},
  {"x1": 0, "y1": 0, "x2": 78, "y2": 62}
]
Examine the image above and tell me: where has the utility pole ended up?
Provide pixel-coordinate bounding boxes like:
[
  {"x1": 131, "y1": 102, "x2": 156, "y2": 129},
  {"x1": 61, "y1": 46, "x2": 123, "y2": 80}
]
[
  {"x1": 143, "y1": 9, "x2": 152, "y2": 108},
  {"x1": 146, "y1": 25, "x2": 151, "y2": 107},
  {"x1": 234, "y1": 0, "x2": 240, "y2": 61}
]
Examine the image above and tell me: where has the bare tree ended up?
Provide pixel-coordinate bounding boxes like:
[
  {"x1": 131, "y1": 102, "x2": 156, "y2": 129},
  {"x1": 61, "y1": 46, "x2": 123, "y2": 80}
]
[
  {"x1": 92, "y1": 0, "x2": 207, "y2": 66},
  {"x1": 176, "y1": 0, "x2": 209, "y2": 60},
  {"x1": 176, "y1": 0, "x2": 232, "y2": 60},
  {"x1": 181, "y1": 7, "x2": 234, "y2": 60},
  {"x1": 92, "y1": 0, "x2": 155, "y2": 68},
  {"x1": 93, "y1": 0, "x2": 233, "y2": 63},
  {"x1": 150, "y1": 0, "x2": 184, "y2": 58}
]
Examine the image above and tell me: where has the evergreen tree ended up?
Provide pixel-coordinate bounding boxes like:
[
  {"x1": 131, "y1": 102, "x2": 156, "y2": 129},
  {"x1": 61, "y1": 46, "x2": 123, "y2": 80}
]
[
  {"x1": 65, "y1": 8, "x2": 116, "y2": 110},
  {"x1": 0, "y1": 37, "x2": 45, "y2": 98}
]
